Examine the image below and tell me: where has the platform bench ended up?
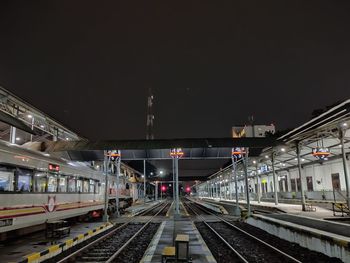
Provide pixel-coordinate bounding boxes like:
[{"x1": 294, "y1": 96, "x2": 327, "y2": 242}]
[
  {"x1": 53, "y1": 226, "x2": 71, "y2": 238},
  {"x1": 162, "y1": 246, "x2": 176, "y2": 262}
]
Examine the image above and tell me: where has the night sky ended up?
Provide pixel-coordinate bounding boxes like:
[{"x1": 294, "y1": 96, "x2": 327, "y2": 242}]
[{"x1": 0, "y1": 1, "x2": 350, "y2": 140}]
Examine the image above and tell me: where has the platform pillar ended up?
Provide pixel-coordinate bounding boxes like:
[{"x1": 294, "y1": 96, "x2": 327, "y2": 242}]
[
  {"x1": 296, "y1": 142, "x2": 307, "y2": 211},
  {"x1": 256, "y1": 162, "x2": 261, "y2": 204},
  {"x1": 243, "y1": 148, "x2": 251, "y2": 216},
  {"x1": 155, "y1": 181, "x2": 158, "y2": 201},
  {"x1": 232, "y1": 156, "x2": 240, "y2": 216},
  {"x1": 172, "y1": 159, "x2": 175, "y2": 200},
  {"x1": 340, "y1": 129, "x2": 350, "y2": 208},
  {"x1": 9, "y1": 126, "x2": 16, "y2": 144},
  {"x1": 143, "y1": 160, "x2": 146, "y2": 203},
  {"x1": 175, "y1": 156, "x2": 180, "y2": 214},
  {"x1": 271, "y1": 152, "x2": 278, "y2": 206},
  {"x1": 103, "y1": 151, "x2": 110, "y2": 222},
  {"x1": 115, "y1": 152, "x2": 121, "y2": 217}
]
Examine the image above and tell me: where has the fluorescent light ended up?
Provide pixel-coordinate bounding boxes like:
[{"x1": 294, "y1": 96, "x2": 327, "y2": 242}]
[
  {"x1": 15, "y1": 137, "x2": 21, "y2": 141},
  {"x1": 27, "y1": 114, "x2": 33, "y2": 118}
]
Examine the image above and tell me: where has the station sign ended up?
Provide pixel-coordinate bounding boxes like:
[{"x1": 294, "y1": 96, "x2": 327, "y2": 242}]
[
  {"x1": 312, "y1": 147, "x2": 330, "y2": 160},
  {"x1": 48, "y1": 163, "x2": 60, "y2": 172}
]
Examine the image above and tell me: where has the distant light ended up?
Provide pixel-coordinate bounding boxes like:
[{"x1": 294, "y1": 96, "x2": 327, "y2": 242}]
[
  {"x1": 15, "y1": 137, "x2": 21, "y2": 141},
  {"x1": 150, "y1": 172, "x2": 154, "y2": 176},
  {"x1": 66, "y1": 137, "x2": 69, "y2": 141},
  {"x1": 27, "y1": 114, "x2": 33, "y2": 119},
  {"x1": 281, "y1": 148, "x2": 286, "y2": 152},
  {"x1": 141, "y1": 175, "x2": 144, "y2": 178},
  {"x1": 159, "y1": 170, "x2": 164, "y2": 175},
  {"x1": 339, "y1": 144, "x2": 342, "y2": 148},
  {"x1": 282, "y1": 163, "x2": 286, "y2": 167},
  {"x1": 40, "y1": 125, "x2": 45, "y2": 128},
  {"x1": 169, "y1": 184, "x2": 171, "y2": 187},
  {"x1": 253, "y1": 160, "x2": 256, "y2": 164},
  {"x1": 301, "y1": 158, "x2": 305, "y2": 162},
  {"x1": 265, "y1": 155, "x2": 269, "y2": 159},
  {"x1": 96, "y1": 165, "x2": 100, "y2": 169},
  {"x1": 43, "y1": 153, "x2": 50, "y2": 157},
  {"x1": 342, "y1": 122, "x2": 348, "y2": 127},
  {"x1": 294, "y1": 158, "x2": 298, "y2": 161}
]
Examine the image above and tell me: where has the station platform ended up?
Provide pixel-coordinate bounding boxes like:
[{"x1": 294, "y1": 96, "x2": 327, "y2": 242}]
[
  {"x1": 124, "y1": 199, "x2": 163, "y2": 216},
  {"x1": 0, "y1": 221, "x2": 112, "y2": 263},
  {"x1": 202, "y1": 197, "x2": 345, "y2": 219},
  {"x1": 142, "y1": 201, "x2": 216, "y2": 263}
]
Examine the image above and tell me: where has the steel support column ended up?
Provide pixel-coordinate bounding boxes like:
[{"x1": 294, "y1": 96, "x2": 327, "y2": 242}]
[
  {"x1": 340, "y1": 129, "x2": 350, "y2": 208},
  {"x1": 103, "y1": 151, "x2": 110, "y2": 222},
  {"x1": 172, "y1": 159, "x2": 175, "y2": 201},
  {"x1": 143, "y1": 160, "x2": 146, "y2": 203},
  {"x1": 256, "y1": 163, "x2": 261, "y2": 204},
  {"x1": 9, "y1": 126, "x2": 16, "y2": 144},
  {"x1": 271, "y1": 152, "x2": 278, "y2": 205},
  {"x1": 232, "y1": 156, "x2": 240, "y2": 216},
  {"x1": 115, "y1": 153, "x2": 121, "y2": 217},
  {"x1": 296, "y1": 142, "x2": 306, "y2": 211},
  {"x1": 175, "y1": 156, "x2": 180, "y2": 214},
  {"x1": 243, "y1": 148, "x2": 251, "y2": 216}
]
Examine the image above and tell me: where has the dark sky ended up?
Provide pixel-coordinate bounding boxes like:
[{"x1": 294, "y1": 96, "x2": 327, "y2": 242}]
[{"x1": 0, "y1": 1, "x2": 350, "y2": 140}]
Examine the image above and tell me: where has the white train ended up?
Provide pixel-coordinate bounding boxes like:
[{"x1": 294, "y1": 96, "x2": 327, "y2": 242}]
[{"x1": 0, "y1": 140, "x2": 133, "y2": 240}]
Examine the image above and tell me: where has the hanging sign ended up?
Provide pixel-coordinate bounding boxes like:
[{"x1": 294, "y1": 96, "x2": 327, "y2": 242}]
[
  {"x1": 231, "y1": 147, "x2": 246, "y2": 159},
  {"x1": 170, "y1": 148, "x2": 184, "y2": 158},
  {"x1": 312, "y1": 147, "x2": 330, "y2": 160}
]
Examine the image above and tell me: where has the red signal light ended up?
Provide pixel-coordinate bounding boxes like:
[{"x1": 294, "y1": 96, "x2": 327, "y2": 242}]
[
  {"x1": 161, "y1": 186, "x2": 166, "y2": 192},
  {"x1": 186, "y1": 186, "x2": 191, "y2": 192}
]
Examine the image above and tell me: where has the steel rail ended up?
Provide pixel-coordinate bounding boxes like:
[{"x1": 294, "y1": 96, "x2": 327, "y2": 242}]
[
  {"x1": 57, "y1": 201, "x2": 167, "y2": 263},
  {"x1": 184, "y1": 201, "x2": 248, "y2": 263},
  {"x1": 105, "y1": 202, "x2": 170, "y2": 262},
  {"x1": 189, "y1": 200, "x2": 302, "y2": 263}
]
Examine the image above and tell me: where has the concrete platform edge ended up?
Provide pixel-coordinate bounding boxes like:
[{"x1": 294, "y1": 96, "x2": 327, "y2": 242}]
[{"x1": 14, "y1": 222, "x2": 113, "y2": 263}]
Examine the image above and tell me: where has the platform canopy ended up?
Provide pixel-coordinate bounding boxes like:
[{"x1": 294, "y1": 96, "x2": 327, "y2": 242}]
[{"x1": 43, "y1": 137, "x2": 278, "y2": 161}]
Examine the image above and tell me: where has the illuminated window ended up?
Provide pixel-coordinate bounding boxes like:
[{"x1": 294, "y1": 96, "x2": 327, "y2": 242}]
[
  {"x1": 48, "y1": 175, "x2": 58, "y2": 192},
  {"x1": 83, "y1": 180, "x2": 89, "y2": 193},
  {"x1": 77, "y1": 179, "x2": 82, "y2": 192},
  {"x1": 58, "y1": 176, "x2": 67, "y2": 192},
  {"x1": 68, "y1": 177, "x2": 76, "y2": 192},
  {"x1": 0, "y1": 171, "x2": 14, "y2": 191},
  {"x1": 34, "y1": 172, "x2": 47, "y2": 192}
]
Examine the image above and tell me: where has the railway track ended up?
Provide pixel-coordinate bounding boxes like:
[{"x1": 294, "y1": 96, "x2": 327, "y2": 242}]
[
  {"x1": 56, "y1": 202, "x2": 170, "y2": 263},
  {"x1": 185, "y1": 201, "x2": 301, "y2": 263}
]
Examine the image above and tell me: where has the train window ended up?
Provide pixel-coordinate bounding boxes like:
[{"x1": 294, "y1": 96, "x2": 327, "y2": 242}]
[
  {"x1": 0, "y1": 171, "x2": 14, "y2": 191},
  {"x1": 58, "y1": 176, "x2": 67, "y2": 192},
  {"x1": 48, "y1": 175, "x2": 58, "y2": 192},
  {"x1": 16, "y1": 169, "x2": 32, "y2": 192},
  {"x1": 68, "y1": 177, "x2": 76, "y2": 192},
  {"x1": 83, "y1": 180, "x2": 89, "y2": 193},
  {"x1": 95, "y1": 182, "x2": 100, "y2": 194},
  {"x1": 89, "y1": 179, "x2": 95, "y2": 193},
  {"x1": 34, "y1": 172, "x2": 47, "y2": 192},
  {"x1": 77, "y1": 179, "x2": 82, "y2": 192}
]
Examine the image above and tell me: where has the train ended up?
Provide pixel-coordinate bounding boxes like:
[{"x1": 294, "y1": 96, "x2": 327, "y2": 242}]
[{"x1": 0, "y1": 139, "x2": 135, "y2": 240}]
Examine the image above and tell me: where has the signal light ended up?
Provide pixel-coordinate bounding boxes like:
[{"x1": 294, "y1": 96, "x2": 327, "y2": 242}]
[
  {"x1": 186, "y1": 186, "x2": 191, "y2": 192},
  {"x1": 161, "y1": 185, "x2": 166, "y2": 192}
]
